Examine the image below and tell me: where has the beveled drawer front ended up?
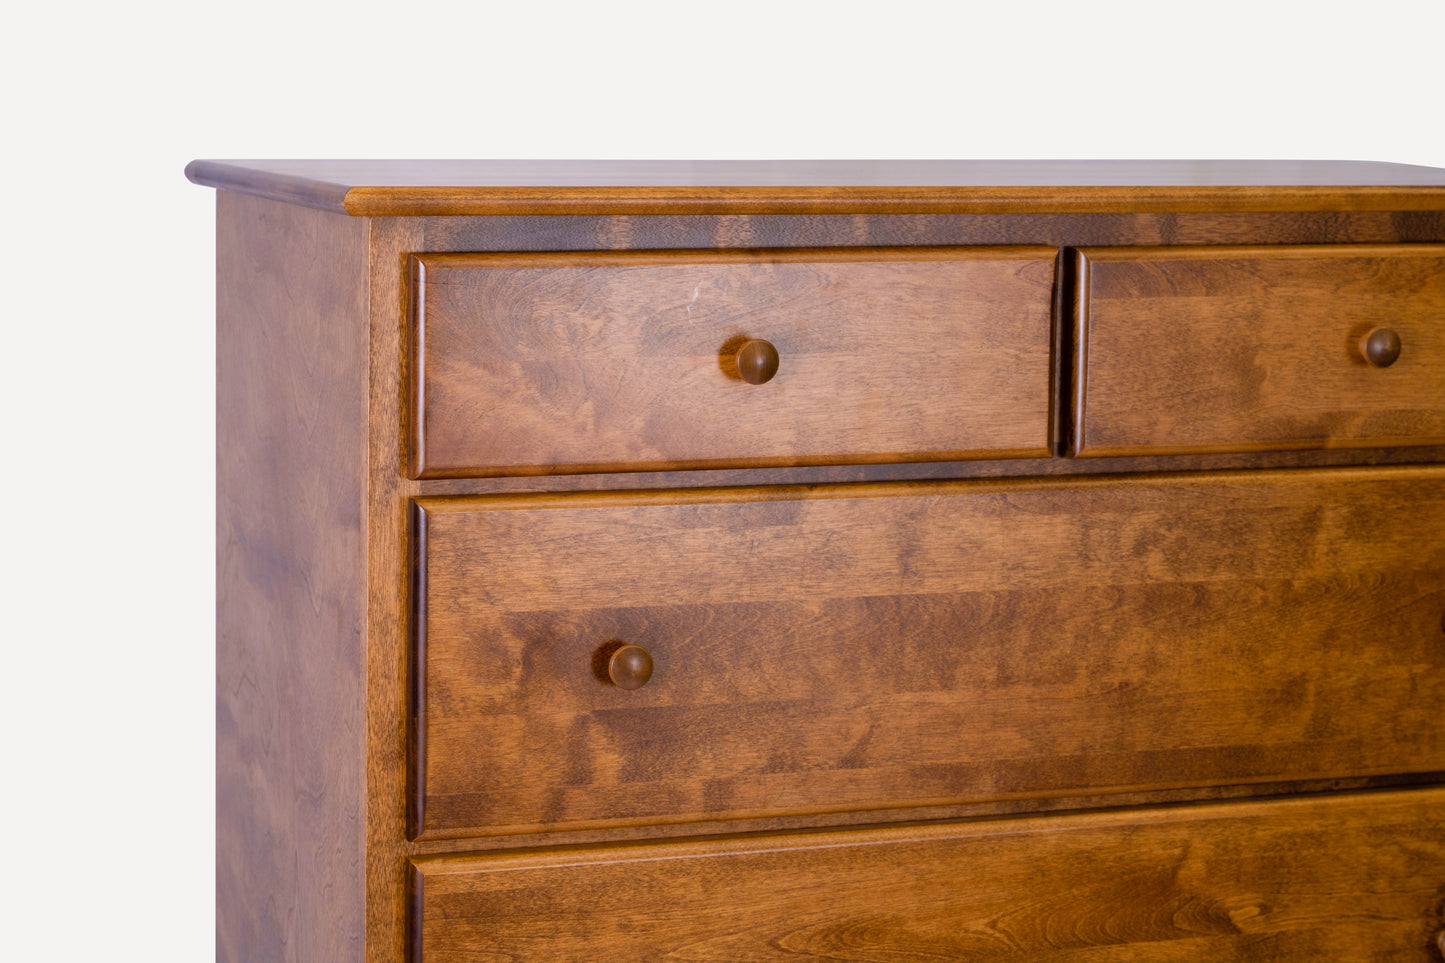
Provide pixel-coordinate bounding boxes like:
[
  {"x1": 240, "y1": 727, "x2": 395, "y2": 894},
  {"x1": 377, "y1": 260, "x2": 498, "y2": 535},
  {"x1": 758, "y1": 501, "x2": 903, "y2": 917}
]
[
  {"x1": 411, "y1": 247, "x2": 1055, "y2": 477},
  {"x1": 412, "y1": 466, "x2": 1445, "y2": 839},
  {"x1": 1072, "y1": 244, "x2": 1445, "y2": 457},
  {"x1": 411, "y1": 787, "x2": 1445, "y2": 962}
]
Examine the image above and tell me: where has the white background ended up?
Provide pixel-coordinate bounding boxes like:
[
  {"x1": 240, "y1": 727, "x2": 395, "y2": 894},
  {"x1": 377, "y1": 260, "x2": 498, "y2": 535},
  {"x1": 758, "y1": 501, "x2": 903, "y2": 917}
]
[{"x1": 2, "y1": 1, "x2": 1442, "y2": 958}]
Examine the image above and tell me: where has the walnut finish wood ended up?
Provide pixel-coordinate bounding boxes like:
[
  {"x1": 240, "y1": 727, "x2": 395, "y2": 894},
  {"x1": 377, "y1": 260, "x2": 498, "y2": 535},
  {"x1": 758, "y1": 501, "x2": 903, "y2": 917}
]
[
  {"x1": 412, "y1": 787, "x2": 1445, "y2": 963},
  {"x1": 197, "y1": 164, "x2": 1445, "y2": 963},
  {"x1": 216, "y1": 192, "x2": 370, "y2": 962},
  {"x1": 186, "y1": 159, "x2": 1445, "y2": 216},
  {"x1": 1074, "y1": 244, "x2": 1445, "y2": 457},
  {"x1": 412, "y1": 466, "x2": 1445, "y2": 839},
  {"x1": 412, "y1": 248, "x2": 1055, "y2": 477},
  {"x1": 365, "y1": 216, "x2": 425, "y2": 963},
  {"x1": 358, "y1": 220, "x2": 1445, "y2": 963}
]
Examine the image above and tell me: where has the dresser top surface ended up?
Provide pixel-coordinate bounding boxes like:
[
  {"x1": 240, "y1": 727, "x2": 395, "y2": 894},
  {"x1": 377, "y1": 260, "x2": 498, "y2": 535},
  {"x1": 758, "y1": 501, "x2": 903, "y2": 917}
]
[{"x1": 186, "y1": 159, "x2": 1445, "y2": 217}]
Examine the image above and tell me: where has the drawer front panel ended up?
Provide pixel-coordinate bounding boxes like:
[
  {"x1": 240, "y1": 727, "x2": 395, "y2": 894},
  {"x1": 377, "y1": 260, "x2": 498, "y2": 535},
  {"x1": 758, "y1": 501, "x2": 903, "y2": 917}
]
[
  {"x1": 1073, "y1": 244, "x2": 1445, "y2": 456},
  {"x1": 412, "y1": 247, "x2": 1055, "y2": 477},
  {"x1": 413, "y1": 467, "x2": 1445, "y2": 838},
  {"x1": 412, "y1": 788, "x2": 1445, "y2": 962}
]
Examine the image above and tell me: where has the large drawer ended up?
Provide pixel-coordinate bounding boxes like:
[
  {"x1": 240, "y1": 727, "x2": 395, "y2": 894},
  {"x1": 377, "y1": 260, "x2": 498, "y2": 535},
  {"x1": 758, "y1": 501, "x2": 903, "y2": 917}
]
[
  {"x1": 411, "y1": 787, "x2": 1445, "y2": 962},
  {"x1": 410, "y1": 247, "x2": 1056, "y2": 477},
  {"x1": 1072, "y1": 244, "x2": 1445, "y2": 456},
  {"x1": 411, "y1": 466, "x2": 1445, "y2": 839}
]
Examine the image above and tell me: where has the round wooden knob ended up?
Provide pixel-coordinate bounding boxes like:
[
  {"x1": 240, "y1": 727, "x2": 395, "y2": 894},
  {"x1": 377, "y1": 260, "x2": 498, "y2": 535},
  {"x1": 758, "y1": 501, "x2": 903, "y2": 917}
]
[
  {"x1": 1361, "y1": 327, "x2": 1402, "y2": 367},
  {"x1": 607, "y1": 644, "x2": 653, "y2": 690},
  {"x1": 736, "y1": 339, "x2": 780, "y2": 384}
]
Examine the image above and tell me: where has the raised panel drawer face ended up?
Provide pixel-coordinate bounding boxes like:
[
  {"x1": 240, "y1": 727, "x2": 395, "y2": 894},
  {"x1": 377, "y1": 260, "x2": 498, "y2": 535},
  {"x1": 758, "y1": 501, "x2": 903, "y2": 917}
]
[
  {"x1": 1073, "y1": 244, "x2": 1445, "y2": 456},
  {"x1": 411, "y1": 247, "x2": 1056, "y2": 477},
  {"x1": 411, "y1": 467, "x2": 1445, "y2": 839},
  {"x1": 411, "y1": 788, "x2": 1445, "y2": 962}
]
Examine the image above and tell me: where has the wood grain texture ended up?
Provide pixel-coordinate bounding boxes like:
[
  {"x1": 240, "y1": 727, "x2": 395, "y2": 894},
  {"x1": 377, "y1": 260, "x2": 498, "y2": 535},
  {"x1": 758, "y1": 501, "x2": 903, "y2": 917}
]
[
  {"x1": 191, "y1": 167, "x2": 1445, "y2": 963},
  {"x1": 364, "y1": 217, "x2": 426, "y2": 963},
  {"x1": 185, "y1": 159, "x2": 1445, "y2": 215},
  {"x1": 364, "y1": 214, "x2": 1440, "y2": 957},
  {"x1": 412, "y1": 787, "x2": 1445, "y2": 962},
  {"x1": 216, "y1": 191, "x2": 370, "y2": 961},
  {"x1": 412, "y1": 466, "x2": 1445, "y2": 839},
  {"x1": 1074, "y1": 244, "x2": 1445, "y2": 456},
  {"x1": 413, "y1": 248, "x2": 1055, "y2": 477}
]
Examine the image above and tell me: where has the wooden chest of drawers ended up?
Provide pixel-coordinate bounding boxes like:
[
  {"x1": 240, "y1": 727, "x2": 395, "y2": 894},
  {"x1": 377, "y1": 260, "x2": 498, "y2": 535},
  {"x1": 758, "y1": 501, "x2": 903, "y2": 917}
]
[{"x1": 193, "y1": 159, "x2": 1445, "y2": 962}]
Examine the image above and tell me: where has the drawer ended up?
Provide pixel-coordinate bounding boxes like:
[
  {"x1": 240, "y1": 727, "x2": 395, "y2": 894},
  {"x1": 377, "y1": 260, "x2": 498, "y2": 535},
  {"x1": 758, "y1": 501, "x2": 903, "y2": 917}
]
[
  {"x1": 410, "y1": 247, "x2": 1056, "y2": 477},
  {"x1": 1072, "y1": 244, "x2": 1445, "y2": 456},
  {"x1": 411, "y1": 787, "x2": 1445, "y2": 962},
  {"x1": 411, "y1": 466, "x2": 1445, "y2": 839}
]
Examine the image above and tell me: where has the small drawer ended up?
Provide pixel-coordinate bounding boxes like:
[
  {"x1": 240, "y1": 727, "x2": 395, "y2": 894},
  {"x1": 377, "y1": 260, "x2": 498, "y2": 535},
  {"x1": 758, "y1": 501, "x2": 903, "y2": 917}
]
[
  {"x1": 411, "y1": 467, "x2": 1445, "y2": 839},
  {"x1": 1072, "y1": 244, "x2": 1445, "y2": 456},
  {"x1": 410, "y1": 247, "x2": 1056, "y2": 477},
  {"x1": 411, "y1": 788, "x2": 1445, "y2": 962}
]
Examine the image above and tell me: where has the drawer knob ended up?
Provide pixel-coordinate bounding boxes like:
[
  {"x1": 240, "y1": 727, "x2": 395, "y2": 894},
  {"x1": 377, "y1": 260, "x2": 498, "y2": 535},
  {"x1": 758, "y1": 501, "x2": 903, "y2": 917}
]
[
  {"x1": 1361, "y1": 327, "x2": 1402, "y2": 367},
  {"x1": 736, "y1": 339, "x2": 780, "y2": 385},
  {"x1": 607, "y1": 644, "x2": 654, "y2": 690}
]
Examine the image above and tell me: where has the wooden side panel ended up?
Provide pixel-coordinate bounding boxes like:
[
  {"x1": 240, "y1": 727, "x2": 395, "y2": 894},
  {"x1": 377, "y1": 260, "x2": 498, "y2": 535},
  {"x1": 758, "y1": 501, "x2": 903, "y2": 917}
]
[
  {"x1": 216, "y1": 191, "x2": 369, "y2": 962},
  {"x1": 414, "y1": 467, "x2": 1445, "y2": 838},
  {"x1": 413, "y1": 787, "x2": 1445, "y2": 962},
  {"x1": 1074, "y1": 244, "x2": 1445, "y2": 456},
  {"x1": 413, "y1": 248, "x2": 1055, "y2": 476}
]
